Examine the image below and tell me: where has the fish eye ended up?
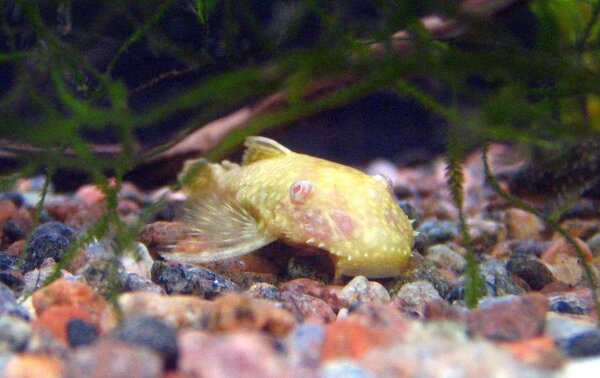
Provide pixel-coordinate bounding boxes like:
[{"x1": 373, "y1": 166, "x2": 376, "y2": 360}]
[
  {"x1": 372, "y1": 174, "x2": 394, "y2": 193},
  {"x1": 290, "y1": 179, "x2": 314, "y2": 204}
]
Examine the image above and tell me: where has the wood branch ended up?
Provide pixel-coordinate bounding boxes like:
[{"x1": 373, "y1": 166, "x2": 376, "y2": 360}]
[{"x1": 0, "y1": 0, "x2": 527, "y2": 189}]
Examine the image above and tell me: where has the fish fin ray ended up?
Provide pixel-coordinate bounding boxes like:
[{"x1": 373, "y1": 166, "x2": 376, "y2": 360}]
[
  {"x1": 242, "y1": 136, "x2": 291, "y2": 165},
  {"x1": 162, "y1": 191, "x2": 275, "y2": 263}
]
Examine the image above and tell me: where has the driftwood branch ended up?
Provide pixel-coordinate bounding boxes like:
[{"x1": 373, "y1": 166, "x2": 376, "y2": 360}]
[{"x1": 0, "y1": 0, "x2": 526, "y2": 188}]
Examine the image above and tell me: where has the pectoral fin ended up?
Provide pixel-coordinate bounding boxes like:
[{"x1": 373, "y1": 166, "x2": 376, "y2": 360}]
[{"x1": 162, "y1": 191, "x2": 276, "y2": 263}]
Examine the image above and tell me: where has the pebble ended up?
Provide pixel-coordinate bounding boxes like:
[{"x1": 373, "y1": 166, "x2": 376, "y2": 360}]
[
  {"x1": 560, "y1": 356, "x2": 600, "y2": 377},
  {"x1": 505, "y1": 208, "x2": 545, "y2": 240},
  {"x1": 281, "y1": 291, "x2": 337, "y2": 323},
  {"x1": 2, "y1": 220, "x2": 26, "y2": 245},
  {"x1": 139, "y1": 221, "x2": 187, "y2": 255},
  {"x1": 3, "y1": 354, "x2": 64, "y2": 378},
  {"x1": 118, "y1": 292, "x2": 214, "y2": 329},
  {"x1": 286, "y1": 322, "x2": 325, "y2": 369},
  {"x1": 501, "y1": 336, "x2": 564, "y2": 370},
  {"x1": 209, "y1": 293, "x2": 295, "y2": 337},
  {"x1": 479, "y1": 259, "x2": 526, "y2": 297},
  {"x1": 112, "y1": 316, "x2": 179, "y2": 369},
  {"x1": 245, "y1": 282, "x2": 282, "y2": 302},
  {"x1": 32, "y1": 305, "x2": 95, "y2": 343},
  {"x1": 178, "y1": 331, "x2": 286, "y2": 378},
  {"x1": 23, "y1": 222, "x2": 75, "y2": 272},
  {"x1": 119, "y1": 243, "x2": 154, "y2": 278},
  {"x1": 587, "y1": 232, "x2": 600, "y2": 256},
  {"x1": 0, "y1": 254, "x2": 16, "y2": 270},
  {"x1": 469, "y1": 217, "x2": 507, "y2": 253},
  {"x1": 389, "y1": 258, "x2": 450, "y2": 299},
  {"x1": 393, "y1": 280, "x2": 442, "y2": 318},
  {"x1": 361, "y1": 337, "x2": 548, "y2": 378},
  {"x1": 545, "y1": 312, "x2": 597, "y2": 341},
  {"x1": 67, "y1": 319, "x2": 98, "y2": 348},
  {"x1": 66, "y1": 339, "x2": 162, "y2": 378},
  {"x1": 0, "y1": 315, "x2": 31, "y2": 352},
  {"x1": 467, "y1": 293, "x2": 548, "y2": 341},
  {"x1": 416, "y1": 219, "x2": 458, "y2": 244},
  {"x1": 0, "y1": 269, "x2": 24, "y2": 292},
  {"x1": 0, "y1": 284, "x2": 29, "y2": 320},
  {"x1": 557, "y1": 329, "x2": 600, "y2": 358},
  {"x1": 321, "y1": 320, "x2": 391, "y2": 361},
  {"x1": 341, "y1": 276, "x2": 390, "y2": 307},
  {"x1": 152, "y1": 200, "x2": 184, "y2": 222},
  {"x1": 123, "y1": 272, "x2": 165, "y2": 294},
  {"x1": 0, "y1": 193, "x2": 25, "y2": 208},
  {"x1": 280, "y1": 278, "x2": 347, "y2": 312},
  {"x1": 151, "y1": 261, "x2": 239, "y2": 299},
  {"x1": 287, "y1": 255, "x2": 333, "y2": 283},
  {"x1": 31, "y1": 278, "x2": 114, "y2": 333},
  {"x1": 506, "y1": 254, "x2": 555, "y2": 291},
  {"x1": 425, "y1": 244, "x2": 466, "y2": 272},
  {"x1": 548, "y1": 292, "x2": 591, "y2": 315},
  {"x1": 318, "y1": 360, "x2": 371, "y2": 378},
  {"x1": 78, "y1": 259, "x2": 128, "y2": 296}
]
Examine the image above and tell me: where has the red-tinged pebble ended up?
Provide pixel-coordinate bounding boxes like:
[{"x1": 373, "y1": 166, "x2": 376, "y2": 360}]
[
  {"x1": 320, "y1": 320, "x2": 391, "y2": 361},
  {"x1": 179, "y1": 331, "x2": 287, "y2": 378},
  {"x1": 208, "y1": 293, "x2": 295, "y2": 337},
  {"x1": 6, "y1": 240, "x2": 26, "y2": 257},
  {"x1": 75, "y1": 184, "x2": 106, "y2": 204},
  {"x1": 4, "y1": 354, "x2": 64, "y2": 378},
  {"x1": 139, "y1": 221, "x2": 188, "y2": 256},
  {"x1": 467, "y1": 293, "x2": 549, "y2": 341},
  {"x1": 500, "y1": 336, "x2": 564, "y2": 369},
  {"x1": 45, "y1": 201, "x2": 105, "y2": 231},
  {"x1": 31, "y1": 278, "x2": 115, "y2": 333},
  {"x1": 32, "y1": 305, "x2": 95, "y2": 343},
  {"x1": 281, "y1": 290, "x2": 336, "y2": 323},
  {"x1": 0, "y1": 199, "x2": 18, "y2": 225},
  {"x1": 66, "y1": 340, "x2": 162, "y2": 378},
  {"x1": 281, "y1": 278, "x2": 347, "y2": 312}
]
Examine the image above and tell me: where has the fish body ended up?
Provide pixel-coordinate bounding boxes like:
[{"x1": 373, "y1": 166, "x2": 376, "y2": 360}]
[{"x1": 168, "y1": 136, "x2": 415, "y2": 278}]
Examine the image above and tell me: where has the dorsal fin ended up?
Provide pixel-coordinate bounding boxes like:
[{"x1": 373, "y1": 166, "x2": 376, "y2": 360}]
[
  {"x1": 242, "y1": 136, "x2": 291, "y2": 165},
  {"x1": 178, "y1": 158, "x2": 239, "y2": 193}
]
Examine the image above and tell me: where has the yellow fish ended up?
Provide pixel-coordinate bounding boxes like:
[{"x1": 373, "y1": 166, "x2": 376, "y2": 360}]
[{"x1": 166, "y1": 136, "x2": 415, "y2": 278}]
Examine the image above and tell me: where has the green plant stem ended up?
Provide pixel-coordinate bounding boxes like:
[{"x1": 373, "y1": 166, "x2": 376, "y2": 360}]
[{"x1": 482, "y1": 143, "x2": 600, "y2": 326}]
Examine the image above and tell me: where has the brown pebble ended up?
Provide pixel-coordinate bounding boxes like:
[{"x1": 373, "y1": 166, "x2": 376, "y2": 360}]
[
  {"x1": 6, "y1": 240, "x2": 26, "y2": 257},
  {"x1": 505, "y1": 208, "x2": 544, "y2": 240},
  {"x1": 139, "y1": 221, "x2": 187, "y2": 256},
  {"x1": 118, "y1": 291, "x2": 214, "y2": 329},
  {"x1": 75, "y1": 184, "x2": 106, "y2": 204},
  {"x1": 4, "y1": 354, "x2": 64, "y2": 378},
  {"x1": 208, "y1": 293, "x2": 295, "y2": 337}
]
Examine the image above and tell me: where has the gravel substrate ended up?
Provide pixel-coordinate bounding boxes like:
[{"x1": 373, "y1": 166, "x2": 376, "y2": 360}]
[{"x1": 1, "y1": 144, "x2": 600, "y2": 378}]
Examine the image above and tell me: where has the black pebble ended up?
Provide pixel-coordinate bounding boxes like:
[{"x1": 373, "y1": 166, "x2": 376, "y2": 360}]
[
  {"x1": 2, "y1": 220, "x2": 26, "y2": 244},
  {"x1": 549, "y1": 295, "x2": 589, "y2": 315},
  {"x1": 23, "y1": 221, "x2": 75, "y2": 272},
  {"x1": 67, "y1": 319, "x2": 98, "y2": 347},
  {"x1": 151, "y1": 261, "x2": 239, "y2": 299},
  {"x1": 112, "y1": 316, "x2": 178, "y2": 369},
  {"x1": 417, "y1": 220, "x2": 458, "y2": 244},
  {"x1": 506, "y1": 255, "x2": 554, "y2": 291},
  {"x1": 153, "y1": 200, "x2": 184, "y2": 222},
  {"x1": 558, "y1": 330, "x2": 600, "y2": 357},
  {"x1": 0, "y1": 253, "x2": 16, "y2": 270}
]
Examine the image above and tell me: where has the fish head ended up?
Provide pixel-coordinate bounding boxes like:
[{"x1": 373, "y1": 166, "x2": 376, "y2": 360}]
[{"x1": 279, "y1": 165, "x2": 415, "y2": 278}]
